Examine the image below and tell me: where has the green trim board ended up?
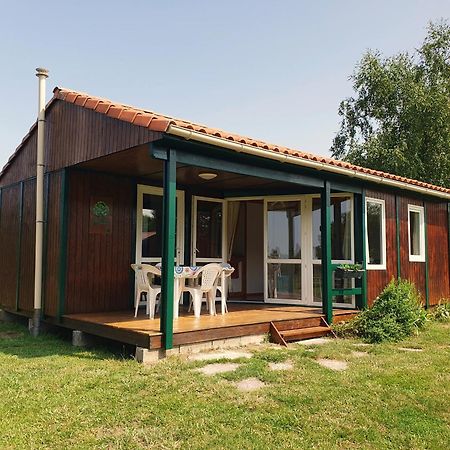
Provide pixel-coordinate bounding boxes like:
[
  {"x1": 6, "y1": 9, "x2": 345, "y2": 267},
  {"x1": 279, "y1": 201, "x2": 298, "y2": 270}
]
[
  {"x1": 160, "y1": 149, "x2": 177, "y2": 349},
  {"x1": 352, "y1": 191, "x2": 367, "y2": 309},
  {"x1": 423, "y1": 202, "x2": 429, "y2": 309},
  {"x1": 321, "y1": 180, "x2": 333, "y2": 323},
  {"x1": 15, "y1": 182, "x2": 24, "y2": 311},
  {"x1": 57, "y1": 169, "x2": 69, "y2": 320},
  {"x1": 395, "y1": 195, "x2": 401, "y2": 278},
  {"x1": 150, "y1": 143, "x2": 324, "y2": 189},
  {"x1": 41, "y1": 174, "x2": 50, "y2": 318}
]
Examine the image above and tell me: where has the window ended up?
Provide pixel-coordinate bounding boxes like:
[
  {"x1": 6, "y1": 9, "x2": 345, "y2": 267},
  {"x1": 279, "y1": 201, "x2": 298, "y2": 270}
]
[
  {"x1": 408, "y1": 205, "x2": 425, "y2": 262},
  {"x1": 365, "y1": 198, "x2": 386, "y2": 270}
]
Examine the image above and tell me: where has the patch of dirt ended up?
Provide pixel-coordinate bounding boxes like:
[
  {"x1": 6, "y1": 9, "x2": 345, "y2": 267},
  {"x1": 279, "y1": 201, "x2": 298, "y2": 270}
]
[
  {"x1": 296, "y1": 338, "x2": 332, "y2": 346},
  {"x1": 352, "y1": 343, "x2": 372, "y2": 347},
  {"x1": 316, "y1": 358, "x2": 348, "y2": 371},
  {"x1": 235, "y1": 377, "x2": 266, "y2": 392},
  {"x1": 0, "y1": 331, "x2": 22, "y2": 339},
  {"x1": 268, "y1": 361, "x2": 293, "y2": 371},
  {"x1": 351, "y1": 351, "x2": 368, "y2": 358},
  {"x1": 188, "y1": 350, "x2": 253, "y2": 361},
  {"x1": 398, "y1": 347, "x2": 423, "y2": 352},
  {"x1": 194, "y1": 363, "x2": 240, "y2": 376}
]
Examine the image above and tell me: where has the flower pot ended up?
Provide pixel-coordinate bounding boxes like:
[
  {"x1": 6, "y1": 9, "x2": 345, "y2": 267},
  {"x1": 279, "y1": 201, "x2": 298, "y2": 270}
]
[{"x1": 335, "y1": 268, "x2": 364, "y2": 279}]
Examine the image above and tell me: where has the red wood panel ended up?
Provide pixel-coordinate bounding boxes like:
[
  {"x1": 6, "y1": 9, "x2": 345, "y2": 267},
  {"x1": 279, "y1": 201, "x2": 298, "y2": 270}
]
[
  {"x1": 427, "y1": 201, "x2": 450, "y2": 305},
  {"x1": 43, "y1": 172, "x2": 63, "y2": 317},
  {"x1": 398, "y1": 196, "x2": 426, "y2": 298},
  {"x1": 65, "y1": 170, "x2": 134, "y2": 314},
  {"x1": 0, "y1": 101, "x2": 160, "y2": 186},
  {"x1": 18, "y1": 180, "x2": 36, "y2": 312},
  {"x1": 0, "y1": 185, "x2": 21, "y2": 310},
  {"x1": 365, "y1": 190, "x2": 398, "y2": 306}
]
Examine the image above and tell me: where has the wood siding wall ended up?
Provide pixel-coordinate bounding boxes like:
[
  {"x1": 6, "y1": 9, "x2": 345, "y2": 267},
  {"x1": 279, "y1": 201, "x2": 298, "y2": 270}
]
[
  {"x1": 427, "y1": 202, "x2": 450, "y2": 305},
  {"x1": 366, "y1": 190, "x2": 398, "y2": 306},
  {"x1": 0, "y1": 173, "x2": 64, "y2": 315},
  {"x1": 65, "y1": 170, "x2": 135, "y2": 314},
  {"x1": 0, "y1": 100, "x2": 160, "y2": 187},
  {"x1": 0, "y1": 184, "x2": 22, "y2": 310},
  {"x1": 366, "y1": 189, "x2": 449, "y2": 306}
]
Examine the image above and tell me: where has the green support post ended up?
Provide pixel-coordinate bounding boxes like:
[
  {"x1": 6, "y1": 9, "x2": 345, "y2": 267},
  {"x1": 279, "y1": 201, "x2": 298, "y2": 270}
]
[
  {"x1": 41, "y1": 174, "x2": 50, "y2": 319},
  {"x1": 321, "y1": 180, "x2": 333, "y2": 323},
  {"x1": 395, "y1": 195, "x2": 401, "y2": 278},
  {"x1": 15, "y1": 182, "x2": 24, "y2": 312},
  {"x1": 160, "y1": 149, "x2": 177, "y2": 349},
  {"x1": 57, "y1": 170, "x2": 69, "y2": 320},
  {"x1": 424, "y1": 202, "x2": 429, "y2": 309},
  {"x1": 356, "y1": 190, "x2": 367, "y2": 309}
]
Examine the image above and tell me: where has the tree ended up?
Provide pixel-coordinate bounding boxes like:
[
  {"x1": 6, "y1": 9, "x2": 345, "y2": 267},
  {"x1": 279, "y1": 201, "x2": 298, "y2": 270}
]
[{"x1": 331, "y1": 21, "x2": 450, "y2": 188}]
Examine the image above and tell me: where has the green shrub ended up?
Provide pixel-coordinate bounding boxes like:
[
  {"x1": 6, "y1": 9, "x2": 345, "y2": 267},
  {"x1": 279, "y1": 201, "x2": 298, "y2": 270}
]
[
  {"x1": 333, "y1": 279, "x2": 428, "y2": 343},
  {"x1": 431, "y1": 301, "x2": 450, "y2": 322}
]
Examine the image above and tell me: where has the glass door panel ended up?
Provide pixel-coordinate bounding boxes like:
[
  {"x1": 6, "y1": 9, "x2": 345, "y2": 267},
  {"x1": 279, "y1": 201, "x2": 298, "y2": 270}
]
[
  {"x1": 265, "y1": 199, "x2": 302, "y2": 304},
  {"x1": 136, "y1": 185, "x2": 184, "y2": 265},
  {"x1": 192, "y1": 197, "x2": 226, "y2": 265}
]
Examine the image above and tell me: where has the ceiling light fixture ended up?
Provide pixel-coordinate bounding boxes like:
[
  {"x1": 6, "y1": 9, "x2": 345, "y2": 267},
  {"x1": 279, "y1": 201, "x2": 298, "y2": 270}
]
[{"x1": 198, "y1": 172, "x2": 217, "y2": 181}]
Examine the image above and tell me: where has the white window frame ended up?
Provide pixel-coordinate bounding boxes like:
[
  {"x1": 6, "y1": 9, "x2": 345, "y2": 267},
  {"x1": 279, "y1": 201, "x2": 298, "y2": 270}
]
[
  {"x1": 407, "y1": 204, "x2": 426, "y2": 262},
  {"x1": 365, "y1": 197, "x2": 386, "y2": 270},
  {"x1": 135, "y1": 184, "x2": 185, "y2": 266}
]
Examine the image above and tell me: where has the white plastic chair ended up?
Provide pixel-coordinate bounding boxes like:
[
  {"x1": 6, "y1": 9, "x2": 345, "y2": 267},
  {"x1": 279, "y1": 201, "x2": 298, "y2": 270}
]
[
  {"x1": 215, "y1": 264, "x2": 235, "y2": 314},
  {"x1": 185, "y1": 263, "x2": 222, "y2": 318},
  {"x1": 131, "y1": 264, "x2": 161, "y2": 319}
]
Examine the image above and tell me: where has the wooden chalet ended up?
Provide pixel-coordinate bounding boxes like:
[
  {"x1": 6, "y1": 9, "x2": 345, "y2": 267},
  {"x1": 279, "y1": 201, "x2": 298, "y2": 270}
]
[{"x1": 0, "y1": 84, "x2": 449, "y2": 355}]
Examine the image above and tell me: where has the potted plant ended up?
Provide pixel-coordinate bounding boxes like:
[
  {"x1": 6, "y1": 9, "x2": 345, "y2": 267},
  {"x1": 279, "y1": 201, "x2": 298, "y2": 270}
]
[{"x1": 335, "y1": 263, "x2": 365, "y2": 279}]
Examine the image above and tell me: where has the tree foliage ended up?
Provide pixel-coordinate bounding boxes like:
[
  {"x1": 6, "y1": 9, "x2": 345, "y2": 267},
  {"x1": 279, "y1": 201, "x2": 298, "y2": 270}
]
[{"x1": 331, "y1": 21, "x2": 450, "y2": 188}]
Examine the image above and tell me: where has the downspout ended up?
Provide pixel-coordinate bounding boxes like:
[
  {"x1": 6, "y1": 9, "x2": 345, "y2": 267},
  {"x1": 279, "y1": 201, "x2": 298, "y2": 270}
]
[{"x1": 31, "y1": 67, "x2": 48, "y2": 337}]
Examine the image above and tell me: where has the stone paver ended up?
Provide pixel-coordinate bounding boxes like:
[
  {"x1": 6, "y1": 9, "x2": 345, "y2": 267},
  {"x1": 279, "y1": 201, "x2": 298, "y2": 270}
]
[
  {"x1": 296, "y1": 338, "x2": 331, "y2": 346},
  {"x1": 188, "y1": 350, "x2": 253, "y2": 361},
  {"x1": 398, "y1": 347, "x2": 423, "y2": 352},
  {"x1": 268, "y1": 361, "x2": 293, "y2": 371},
  {"x1": 194, "y1": 363, "x2": 240, "y2": 376},
  {"x1": 353, "y1": 343, "x2": 372, "y2": 347},
  {"x1": 316, "y1": 358, "x2": 348, "y2": 371},
  {"x1": 235, "y1": 378, "x2": 266, "y2": 392}
]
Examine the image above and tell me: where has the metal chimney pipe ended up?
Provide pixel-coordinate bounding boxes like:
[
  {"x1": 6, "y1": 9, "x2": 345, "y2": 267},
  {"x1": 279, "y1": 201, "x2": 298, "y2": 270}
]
[{"x1": 31, "y1": 67, "x2": 48, "y2": 337}]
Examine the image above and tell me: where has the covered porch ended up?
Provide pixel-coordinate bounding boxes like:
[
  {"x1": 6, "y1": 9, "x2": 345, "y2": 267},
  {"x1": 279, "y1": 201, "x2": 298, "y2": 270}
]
[{"x1": 60, "y1": 134, "x2": 367, "y2": 349}]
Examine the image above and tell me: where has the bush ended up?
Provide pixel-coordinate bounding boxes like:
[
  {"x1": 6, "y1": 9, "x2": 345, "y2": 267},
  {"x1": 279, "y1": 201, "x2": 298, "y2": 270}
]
[
  {"x1": 333, "y1": 279, "x2": 428, "y2": 343},
  {"x1": 431, "y1": 301, "x2": 450, "y2": 322}
]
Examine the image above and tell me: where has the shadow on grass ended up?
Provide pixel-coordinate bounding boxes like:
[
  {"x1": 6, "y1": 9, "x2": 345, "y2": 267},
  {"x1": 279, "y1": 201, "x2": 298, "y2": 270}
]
[{"x1": 0, "y1": 318, "x2": 135, "y2": 362}]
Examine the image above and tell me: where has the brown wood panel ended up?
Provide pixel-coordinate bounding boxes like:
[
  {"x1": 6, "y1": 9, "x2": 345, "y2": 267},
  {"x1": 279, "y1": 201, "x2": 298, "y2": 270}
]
[
  {"x1": 43, "y1": 172, "x2": 63, "y2": 317},
  {"x1": 18, "y1": 180, "x2": 36, "y2": 312},
  {"x1": 0, "y1": 184, "x2": 21, "y2": 310},
  {"x1": 427, "y1": 201, "x2": 450, "y2": 305},
  {"x1": 0, "y1": 100, "x2": 160, "y2": 186},
  {"x1": 366, "y1": 189, "x2": 398, "y2": 305},
  {"x1": 65, "y1": 170, "x2": 134, "y2": 314},
  {"x1": 399, "y1": 196, "x2": 426, "y2": 298}
]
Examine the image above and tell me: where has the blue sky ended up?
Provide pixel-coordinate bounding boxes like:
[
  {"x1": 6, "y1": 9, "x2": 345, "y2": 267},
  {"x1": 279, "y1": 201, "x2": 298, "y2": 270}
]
[{"x1": 0, "y1": 1, "x2": 449, "y2": 170}]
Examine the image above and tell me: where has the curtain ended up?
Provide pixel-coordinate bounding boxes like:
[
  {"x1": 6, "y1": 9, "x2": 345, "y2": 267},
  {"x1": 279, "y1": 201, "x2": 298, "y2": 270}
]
[{"x1": 227, "y1": 202, "x2": 241, "y2": 261}]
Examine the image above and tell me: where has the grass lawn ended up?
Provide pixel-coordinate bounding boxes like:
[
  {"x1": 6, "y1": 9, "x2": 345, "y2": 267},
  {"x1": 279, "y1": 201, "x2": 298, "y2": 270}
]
[{"x1": 0, "y1": 319, "x2": 449, "y2": 449}]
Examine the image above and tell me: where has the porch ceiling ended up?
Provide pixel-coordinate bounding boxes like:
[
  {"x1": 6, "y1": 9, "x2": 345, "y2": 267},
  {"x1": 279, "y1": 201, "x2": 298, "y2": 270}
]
[{"x1": 75, "y1": 144, "x2": 320, "y2": 195}]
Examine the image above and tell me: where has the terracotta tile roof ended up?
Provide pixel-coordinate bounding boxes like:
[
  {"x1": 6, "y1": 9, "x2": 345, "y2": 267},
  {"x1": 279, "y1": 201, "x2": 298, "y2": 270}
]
[
  {"x1": 2, "y1": 86, "x2": 449, "y2": 197},
  {"x1": 52, "y1": 87, "x2": 450, "y2": 195}
]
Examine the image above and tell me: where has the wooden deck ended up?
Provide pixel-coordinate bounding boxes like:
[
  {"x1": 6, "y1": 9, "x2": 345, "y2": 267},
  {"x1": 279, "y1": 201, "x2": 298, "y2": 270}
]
[{"x1": 61, "y1": 304, "x2": 357, "y2": 349}]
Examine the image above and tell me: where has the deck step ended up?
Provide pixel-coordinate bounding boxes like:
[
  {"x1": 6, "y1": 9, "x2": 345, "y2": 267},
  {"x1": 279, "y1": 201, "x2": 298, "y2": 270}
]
[{"x1": 280, "y1": 325, "x2": 331, "y2": 342}]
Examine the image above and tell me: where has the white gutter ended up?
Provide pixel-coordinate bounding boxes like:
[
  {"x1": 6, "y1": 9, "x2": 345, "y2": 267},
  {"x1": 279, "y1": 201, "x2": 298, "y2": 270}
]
[
  {"x1": 167, "y1": 125, "x2": 450, "y2": 200},
  {"x1": 32, "y1": 67, "x2": 48, "y2": 336}
]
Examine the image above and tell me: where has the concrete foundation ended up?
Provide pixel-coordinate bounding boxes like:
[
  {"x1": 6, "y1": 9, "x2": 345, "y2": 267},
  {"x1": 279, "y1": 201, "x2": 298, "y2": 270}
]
[
  {"x1": 72, "y1": 330, "x2": 94, "y2": 347},
  {"x1": 135, "y1": 333, "x2": 265, "y2": 364},
  {"x1": 0, "y1": 309, "x2": 17, "y2": 323}
]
